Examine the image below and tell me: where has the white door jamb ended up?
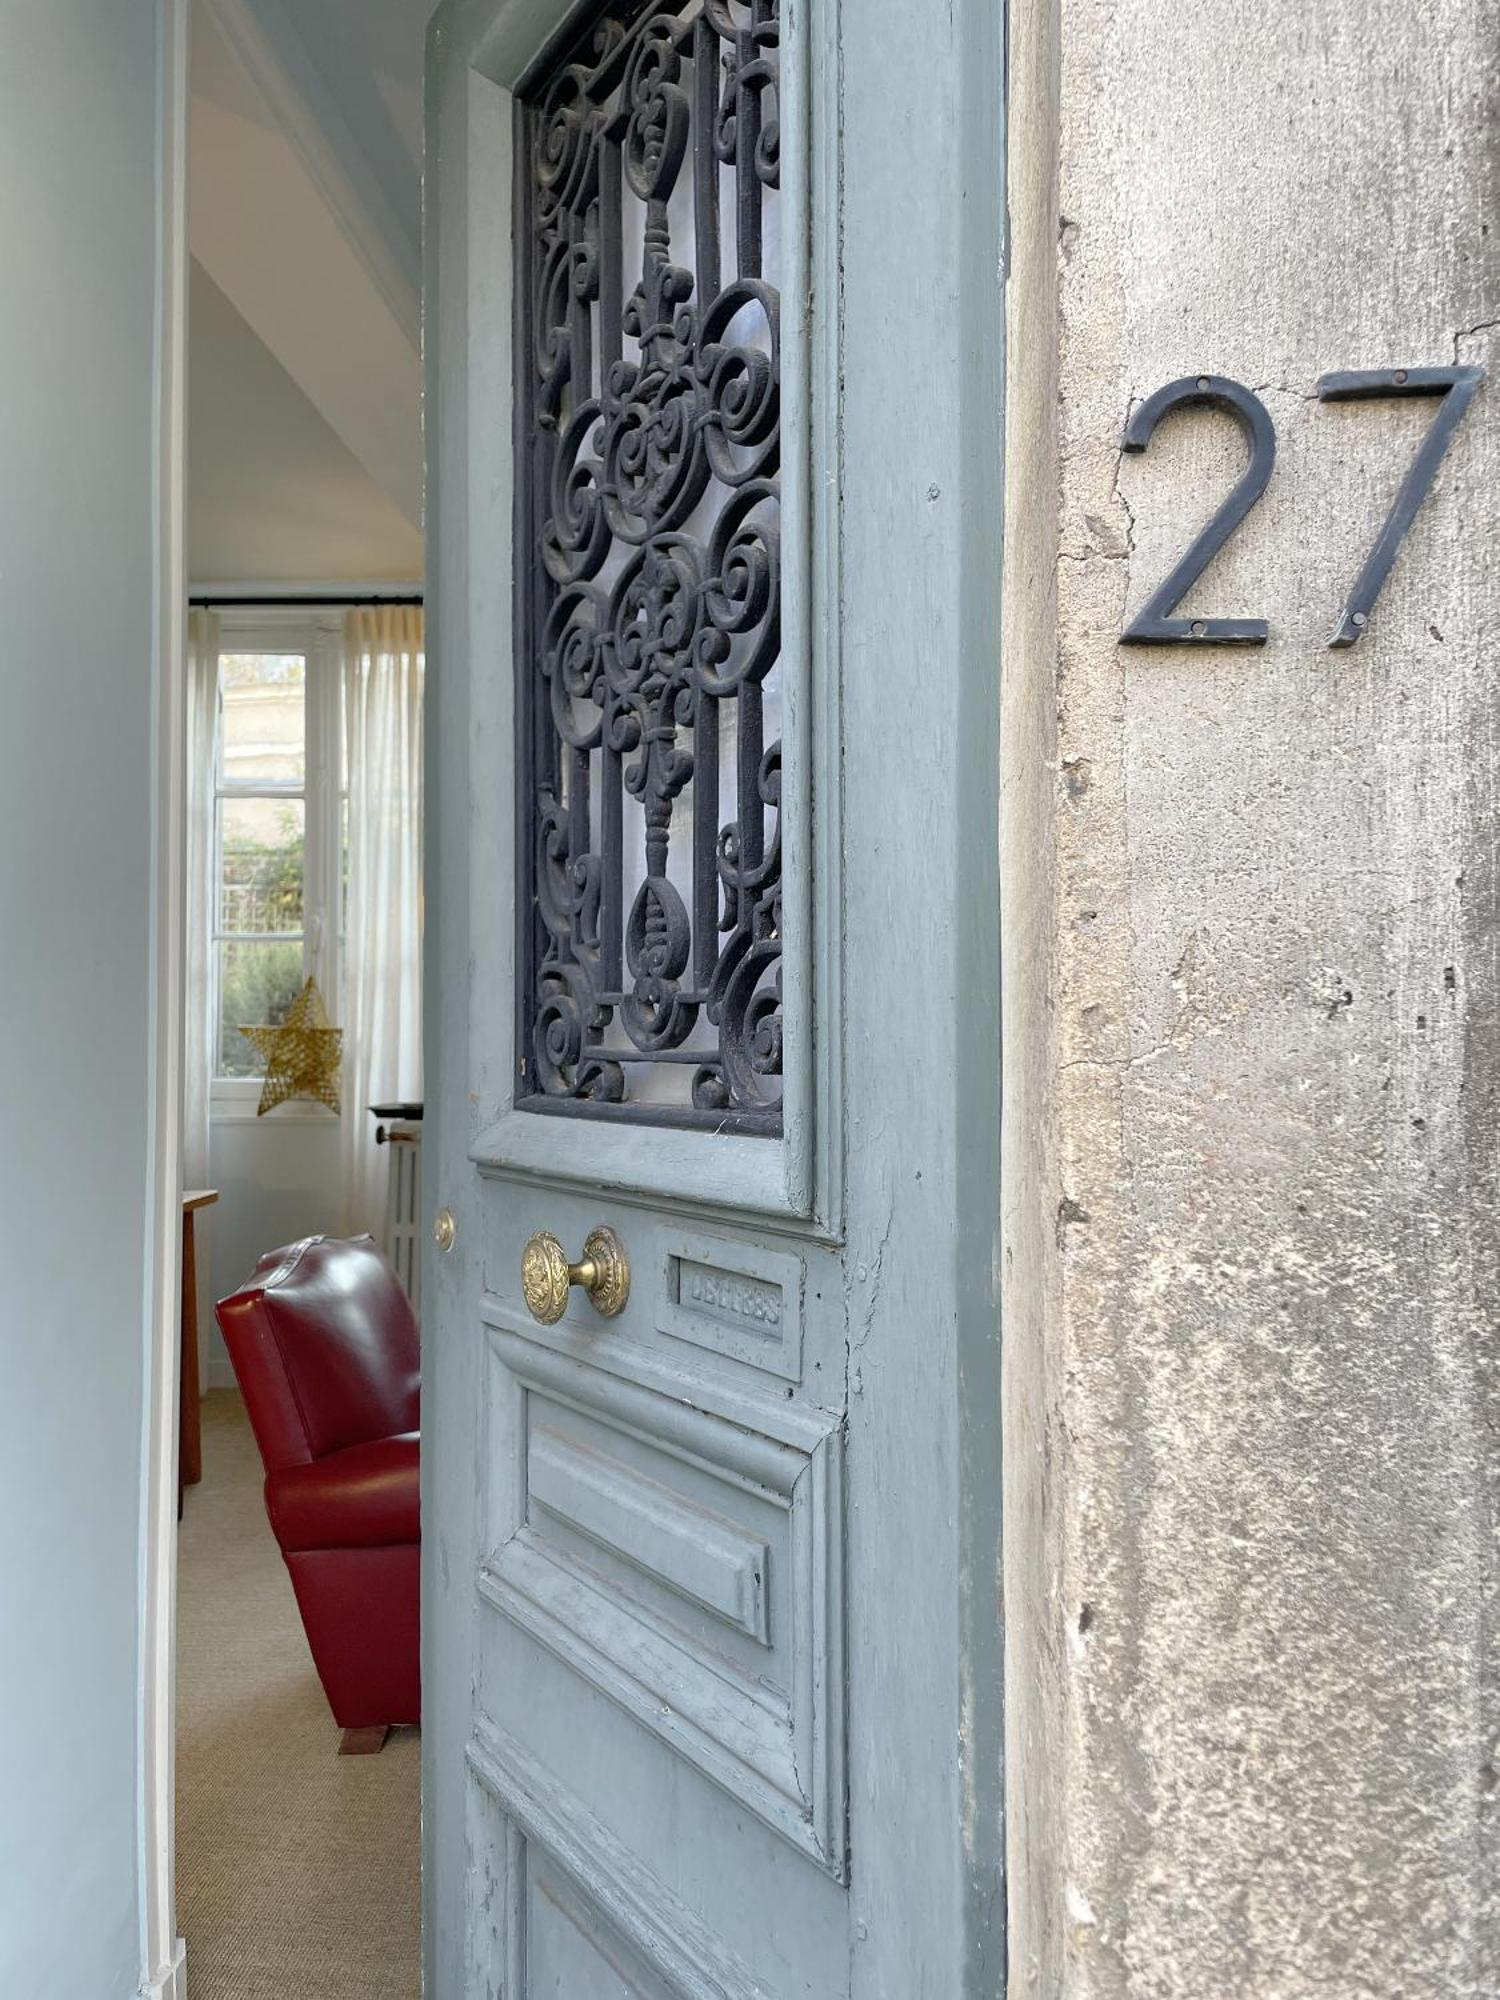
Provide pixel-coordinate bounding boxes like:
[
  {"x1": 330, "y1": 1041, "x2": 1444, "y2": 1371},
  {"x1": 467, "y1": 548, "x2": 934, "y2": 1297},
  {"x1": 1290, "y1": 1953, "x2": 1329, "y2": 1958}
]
[{"x1": 139, "y1": 0, "x2": 191, "y2": 1994}]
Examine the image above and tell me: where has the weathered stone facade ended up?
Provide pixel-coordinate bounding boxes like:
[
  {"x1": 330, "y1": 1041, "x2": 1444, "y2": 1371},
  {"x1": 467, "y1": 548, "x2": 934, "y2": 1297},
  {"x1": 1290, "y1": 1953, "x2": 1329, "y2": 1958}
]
[{"x1": 1003, "y1": 1, "x2": 1500, "y2": 1992}]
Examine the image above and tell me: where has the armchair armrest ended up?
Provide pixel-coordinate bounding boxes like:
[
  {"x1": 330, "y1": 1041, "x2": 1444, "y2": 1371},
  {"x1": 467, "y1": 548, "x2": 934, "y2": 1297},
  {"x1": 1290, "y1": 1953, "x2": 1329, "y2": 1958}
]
[{"x1": 266, "y1": 1433, "x2": 420, "y2": 1553}]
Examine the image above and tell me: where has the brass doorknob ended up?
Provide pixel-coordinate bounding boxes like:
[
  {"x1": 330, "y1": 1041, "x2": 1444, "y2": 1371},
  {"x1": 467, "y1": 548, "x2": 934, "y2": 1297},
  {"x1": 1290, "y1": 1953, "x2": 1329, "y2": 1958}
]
[
  {"x1": 433, "y1": 1208, "x2": 456, "y2": 1252},
  {"x1": 521, "y1": 1225, "x2": 630, "y2": 1324}
]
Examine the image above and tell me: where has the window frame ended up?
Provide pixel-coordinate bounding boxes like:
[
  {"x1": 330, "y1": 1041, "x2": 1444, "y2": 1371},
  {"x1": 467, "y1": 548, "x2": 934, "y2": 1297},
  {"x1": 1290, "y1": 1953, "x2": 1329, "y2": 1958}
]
[{"x1": 209, "y1": 610, "x2": 347, "y2": 1120}]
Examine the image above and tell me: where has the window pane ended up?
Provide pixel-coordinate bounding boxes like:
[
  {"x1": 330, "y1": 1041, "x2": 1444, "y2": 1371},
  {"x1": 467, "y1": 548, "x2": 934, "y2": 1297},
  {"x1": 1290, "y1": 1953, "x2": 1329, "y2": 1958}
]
[
  {"x1": 220, "y1": 653, "x2": 306, "y2": 785},
  {"x1": 217, "y1": 939, "x2": 305, "y2": 1076},
  {"x1": 218, "y1": 797, "x2": 305, "y2": 933}
]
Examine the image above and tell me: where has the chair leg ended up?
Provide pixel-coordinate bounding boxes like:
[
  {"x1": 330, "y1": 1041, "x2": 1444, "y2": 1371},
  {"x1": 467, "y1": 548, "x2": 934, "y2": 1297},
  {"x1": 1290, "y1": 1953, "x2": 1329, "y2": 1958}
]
[{"x1": 339, "y1": 1726, "x2": 390, "y2": 1756}]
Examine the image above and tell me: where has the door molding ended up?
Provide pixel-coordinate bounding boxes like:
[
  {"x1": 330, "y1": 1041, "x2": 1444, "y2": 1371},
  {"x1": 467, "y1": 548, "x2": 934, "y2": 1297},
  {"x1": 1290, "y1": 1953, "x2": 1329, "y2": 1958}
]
[
  {"x1": 468, "y1": 1719, "x2": 767, "y2": 2000},
  {"x1": 477, "y1": 1309, "x2": 847, "y2": 1875},
  {"x1": 140, "y1": 1, "x2": 191, "y2": 1995}
]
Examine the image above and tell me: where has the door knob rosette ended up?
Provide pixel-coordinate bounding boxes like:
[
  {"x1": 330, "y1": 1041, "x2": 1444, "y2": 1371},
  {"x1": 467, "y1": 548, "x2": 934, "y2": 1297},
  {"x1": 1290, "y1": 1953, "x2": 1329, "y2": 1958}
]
[{"x1": 521, "y1": 1225, "x2": 630, "y2": 1324}]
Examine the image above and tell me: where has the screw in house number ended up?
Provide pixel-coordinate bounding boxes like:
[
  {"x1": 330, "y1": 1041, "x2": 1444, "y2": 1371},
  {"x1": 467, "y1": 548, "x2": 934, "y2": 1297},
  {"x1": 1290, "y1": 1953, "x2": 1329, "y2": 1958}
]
[{"x1": 1119, "y1": 364, "x2": 1485, "y2": 647}]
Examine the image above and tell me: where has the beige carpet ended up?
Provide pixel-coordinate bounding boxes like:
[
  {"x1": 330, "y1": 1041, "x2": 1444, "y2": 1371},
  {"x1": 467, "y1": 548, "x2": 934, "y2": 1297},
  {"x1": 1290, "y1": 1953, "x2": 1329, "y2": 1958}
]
[{"x1": 176, "y1": 1391, "x2": 421, "y2": 1999}]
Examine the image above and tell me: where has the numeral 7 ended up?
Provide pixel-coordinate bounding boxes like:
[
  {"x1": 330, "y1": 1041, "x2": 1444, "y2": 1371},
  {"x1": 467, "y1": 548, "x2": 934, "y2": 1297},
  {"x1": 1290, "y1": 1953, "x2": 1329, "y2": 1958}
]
[{"x1": 1318, "y1": 365, "x2": 1484, "y2": 647}]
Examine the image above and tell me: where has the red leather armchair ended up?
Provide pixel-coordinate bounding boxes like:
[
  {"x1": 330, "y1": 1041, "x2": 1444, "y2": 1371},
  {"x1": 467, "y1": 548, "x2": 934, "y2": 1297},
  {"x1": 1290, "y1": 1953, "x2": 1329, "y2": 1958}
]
[{"x1": 215, "y1": 1234, "x2": 420, "y2": 1751}]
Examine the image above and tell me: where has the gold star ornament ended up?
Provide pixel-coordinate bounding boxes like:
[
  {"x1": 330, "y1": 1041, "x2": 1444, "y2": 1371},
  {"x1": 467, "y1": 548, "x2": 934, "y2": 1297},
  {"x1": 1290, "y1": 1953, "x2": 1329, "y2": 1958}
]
[{"x1": 239, "y1": 976, "x2": 343, "y2": 1116}]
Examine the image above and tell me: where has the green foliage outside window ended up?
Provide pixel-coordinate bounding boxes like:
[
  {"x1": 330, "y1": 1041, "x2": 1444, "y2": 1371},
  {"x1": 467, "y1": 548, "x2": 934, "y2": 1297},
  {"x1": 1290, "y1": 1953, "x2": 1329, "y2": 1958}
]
[
  {"x1": 217, "y1": 811, "x2": 306, "y2": 1076},
  {"x1": 221, "y1": 806, "x2": 304, "y2": 933},
  {"x1": 218, "y1": 942, "x2": 306, "y2": 1075}
]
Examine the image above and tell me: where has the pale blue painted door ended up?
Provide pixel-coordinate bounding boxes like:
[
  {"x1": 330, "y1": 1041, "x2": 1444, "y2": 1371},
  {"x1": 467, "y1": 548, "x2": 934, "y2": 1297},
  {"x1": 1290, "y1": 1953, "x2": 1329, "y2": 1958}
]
[{"x1": 422, "y1": 2, "x2": 1006, "y2": 1994}]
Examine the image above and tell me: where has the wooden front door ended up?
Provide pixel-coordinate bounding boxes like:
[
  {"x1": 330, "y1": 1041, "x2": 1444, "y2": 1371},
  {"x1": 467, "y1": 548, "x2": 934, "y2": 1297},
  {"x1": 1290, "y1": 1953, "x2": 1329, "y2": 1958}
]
[{"x1": 422, "y1": 1, "x2": 1005, "y2": 1992}]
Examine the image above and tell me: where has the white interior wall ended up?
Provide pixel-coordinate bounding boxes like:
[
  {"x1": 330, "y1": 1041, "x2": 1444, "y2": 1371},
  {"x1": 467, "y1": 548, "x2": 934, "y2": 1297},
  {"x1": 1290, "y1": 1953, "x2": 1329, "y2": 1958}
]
[
  {"x1": 205, "y1": 1111, "x2": 345, "y2": 1378},
  {"x1": 0, "y1": 4, "x2": 164, "y2": 1993}
]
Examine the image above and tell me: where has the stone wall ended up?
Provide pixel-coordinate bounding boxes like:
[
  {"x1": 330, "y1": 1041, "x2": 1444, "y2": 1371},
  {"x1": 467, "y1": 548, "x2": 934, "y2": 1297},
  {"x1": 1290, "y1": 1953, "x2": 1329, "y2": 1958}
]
[{"x1": 1003, "y1": 2, "x2": 1500, "y2": 1992}]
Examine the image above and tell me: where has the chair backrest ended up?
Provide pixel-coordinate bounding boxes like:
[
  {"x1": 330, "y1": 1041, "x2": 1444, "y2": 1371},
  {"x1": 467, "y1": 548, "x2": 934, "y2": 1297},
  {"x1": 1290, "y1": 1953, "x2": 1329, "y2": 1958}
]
[{"x1": 215, "y1": 1235, "x2": 420, "y2": 1471}]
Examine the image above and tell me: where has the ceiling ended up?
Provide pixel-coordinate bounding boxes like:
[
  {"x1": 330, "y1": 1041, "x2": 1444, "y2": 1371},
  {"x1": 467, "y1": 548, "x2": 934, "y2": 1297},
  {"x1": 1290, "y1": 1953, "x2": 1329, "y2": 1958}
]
[
  {"x1": 188, "y1": 0, "x2": 432, "y2": 584},
  {"x1": 189, "y1": 260, "x2": 422, "y2": 582}
]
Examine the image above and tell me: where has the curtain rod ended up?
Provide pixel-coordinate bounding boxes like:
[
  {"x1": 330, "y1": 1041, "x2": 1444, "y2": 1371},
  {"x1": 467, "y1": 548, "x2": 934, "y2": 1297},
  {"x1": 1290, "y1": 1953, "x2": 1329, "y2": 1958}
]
[{"x1": 189, "y1": 594, "x2": 424, "y2": 609}]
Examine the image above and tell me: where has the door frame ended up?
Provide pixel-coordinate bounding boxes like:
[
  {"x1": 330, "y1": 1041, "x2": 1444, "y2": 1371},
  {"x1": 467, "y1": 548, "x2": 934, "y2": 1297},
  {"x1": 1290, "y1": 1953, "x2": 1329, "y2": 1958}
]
[
  {"x1": 423, "y1": 0, "x2": 1008, "y2": 1991},
  {"x1": 141, "y1": 1, "x2": 191, "y2": 1996}
]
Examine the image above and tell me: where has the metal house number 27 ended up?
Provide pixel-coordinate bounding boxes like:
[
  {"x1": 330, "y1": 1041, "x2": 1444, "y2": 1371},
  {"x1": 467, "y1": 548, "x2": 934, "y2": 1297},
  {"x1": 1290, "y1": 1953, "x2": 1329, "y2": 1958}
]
[{"x1": 1120, "y1": 364, "x2": 1485, "y2": 648}]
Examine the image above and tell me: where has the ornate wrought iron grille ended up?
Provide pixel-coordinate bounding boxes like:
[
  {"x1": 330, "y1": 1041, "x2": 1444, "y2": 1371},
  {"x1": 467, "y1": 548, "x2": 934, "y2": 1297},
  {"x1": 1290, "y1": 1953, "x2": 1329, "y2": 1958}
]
[{"x1": 515, "y1": 0, "x2": 783, "y2": 1134}]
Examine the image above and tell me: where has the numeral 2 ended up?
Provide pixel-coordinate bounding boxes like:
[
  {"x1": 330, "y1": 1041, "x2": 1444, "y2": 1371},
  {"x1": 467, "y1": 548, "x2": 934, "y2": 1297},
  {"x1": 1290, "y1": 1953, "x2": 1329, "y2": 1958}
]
[
  {"x1": 1119, "y1": 376, "x2": 1276, "y2": 646},
  {"x1": 1316, "y1": 366, "x2": 1484, "y2": 647}
]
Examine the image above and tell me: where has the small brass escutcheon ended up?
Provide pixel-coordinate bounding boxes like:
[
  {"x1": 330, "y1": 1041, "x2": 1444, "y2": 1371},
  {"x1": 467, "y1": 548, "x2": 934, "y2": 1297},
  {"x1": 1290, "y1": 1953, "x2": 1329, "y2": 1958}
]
[
  {"x1": 521, "y1": 1225, "x2": 630, "y2": 1324},
  {"x1": 433, "y1": 1207, "x2": 456, "y2": 1252}
]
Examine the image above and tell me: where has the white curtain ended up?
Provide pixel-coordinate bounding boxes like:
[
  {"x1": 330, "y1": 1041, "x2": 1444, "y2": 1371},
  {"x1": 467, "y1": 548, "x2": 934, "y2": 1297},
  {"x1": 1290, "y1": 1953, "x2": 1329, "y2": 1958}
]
[
  {"x1": 341, "y1": 605, "x2": 424, "y2": 1238},
  {"x1": 183, "y1": 609, "x2": 220, "y2": 1189}
]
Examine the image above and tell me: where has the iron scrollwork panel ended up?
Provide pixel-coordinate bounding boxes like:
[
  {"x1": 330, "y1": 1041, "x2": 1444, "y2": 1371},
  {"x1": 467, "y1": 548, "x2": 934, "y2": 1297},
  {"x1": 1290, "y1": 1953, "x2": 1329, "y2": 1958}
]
[{"x1": 516, "y1": 0, "x2": 785, "y2": 1134}]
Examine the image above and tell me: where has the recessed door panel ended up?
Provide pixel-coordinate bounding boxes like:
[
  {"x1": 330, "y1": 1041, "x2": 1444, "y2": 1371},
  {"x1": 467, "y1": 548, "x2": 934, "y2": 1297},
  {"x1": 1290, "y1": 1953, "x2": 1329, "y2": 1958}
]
[
  {"x1": 527, "y1": 1418, "x2": 775, "y2": 1645},
  {"x1": 478, "y1": 1310, "x2": 845, "y2": 1873},
  {"x1": 527, "y1": 1863, "x2": 671, "y2": 2000},
  {"x1": 466, "y1": 1723, "x2": 770, "y2": 2000}
]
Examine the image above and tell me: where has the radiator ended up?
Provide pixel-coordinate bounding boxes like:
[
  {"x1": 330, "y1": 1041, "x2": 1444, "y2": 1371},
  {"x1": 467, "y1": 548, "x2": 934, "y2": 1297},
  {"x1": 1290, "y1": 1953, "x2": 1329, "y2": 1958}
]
[{"x1": 377, "y1": 1118, "x2": 423, "y2": 1309}]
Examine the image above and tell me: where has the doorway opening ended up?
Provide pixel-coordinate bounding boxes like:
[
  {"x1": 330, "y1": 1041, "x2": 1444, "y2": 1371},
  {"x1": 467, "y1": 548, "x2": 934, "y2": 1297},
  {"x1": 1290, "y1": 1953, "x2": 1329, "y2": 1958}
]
[{"x1": 168, "y1": 4, "x2": 429, "y2": 1993}]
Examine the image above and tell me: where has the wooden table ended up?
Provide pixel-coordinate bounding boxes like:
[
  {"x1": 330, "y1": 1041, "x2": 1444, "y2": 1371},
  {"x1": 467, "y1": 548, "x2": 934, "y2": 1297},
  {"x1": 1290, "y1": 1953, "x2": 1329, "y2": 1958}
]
[{"x1": 179, "y1": 1189, "x2": 219, "y2": 1515}]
